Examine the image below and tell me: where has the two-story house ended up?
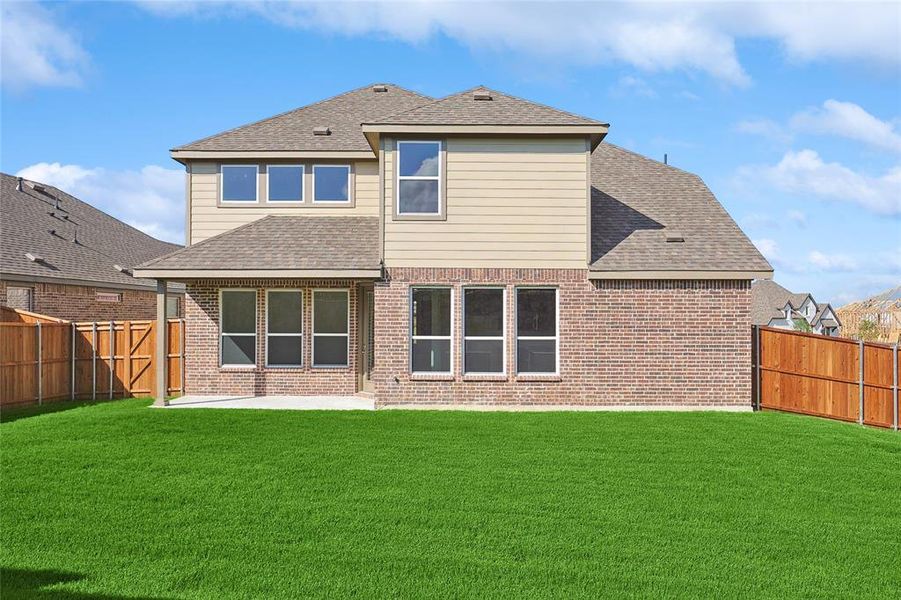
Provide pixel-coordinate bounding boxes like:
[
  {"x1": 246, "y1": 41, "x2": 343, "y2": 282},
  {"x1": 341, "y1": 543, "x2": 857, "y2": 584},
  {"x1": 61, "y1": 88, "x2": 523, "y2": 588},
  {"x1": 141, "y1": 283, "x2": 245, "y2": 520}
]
[
  {"x1": 135, "y1": 84, "x2": 772, "y2": 408},
  {"x1": 752, "y1": 279, "x2": 841, "y2": 336}
]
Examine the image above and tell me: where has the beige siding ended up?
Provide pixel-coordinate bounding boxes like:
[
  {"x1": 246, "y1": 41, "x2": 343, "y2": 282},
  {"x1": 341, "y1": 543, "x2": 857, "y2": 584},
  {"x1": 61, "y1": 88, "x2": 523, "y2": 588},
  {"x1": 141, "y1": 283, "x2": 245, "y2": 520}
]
[
  {"x1": 188, "y1": 160, "x2": 379, "y2": 244},
  {"x1": 384, "y1": 137, "x2": 589, "y2": 268}
]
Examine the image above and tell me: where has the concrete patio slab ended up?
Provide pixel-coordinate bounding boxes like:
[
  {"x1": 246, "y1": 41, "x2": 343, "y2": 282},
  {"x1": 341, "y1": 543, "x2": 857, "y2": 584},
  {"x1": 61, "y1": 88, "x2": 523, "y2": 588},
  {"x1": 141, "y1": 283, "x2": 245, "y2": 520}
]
[{"x1": 164, "y1": 395, "x2": 375, "y2": 411}]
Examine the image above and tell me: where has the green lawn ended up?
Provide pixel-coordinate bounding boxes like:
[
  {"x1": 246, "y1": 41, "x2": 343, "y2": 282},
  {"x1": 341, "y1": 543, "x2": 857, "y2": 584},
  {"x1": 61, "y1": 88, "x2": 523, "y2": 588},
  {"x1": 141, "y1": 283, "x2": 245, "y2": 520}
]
[{"x1": 2, "y1": 400, "x2": 899, "y2": 599}]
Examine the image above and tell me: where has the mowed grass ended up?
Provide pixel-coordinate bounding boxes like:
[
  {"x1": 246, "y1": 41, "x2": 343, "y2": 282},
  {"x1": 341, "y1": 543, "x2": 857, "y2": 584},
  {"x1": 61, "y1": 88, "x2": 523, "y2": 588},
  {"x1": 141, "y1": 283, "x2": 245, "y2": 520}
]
[{"x1": 2, "y1": 400, "x2": 899, "y2": 599}]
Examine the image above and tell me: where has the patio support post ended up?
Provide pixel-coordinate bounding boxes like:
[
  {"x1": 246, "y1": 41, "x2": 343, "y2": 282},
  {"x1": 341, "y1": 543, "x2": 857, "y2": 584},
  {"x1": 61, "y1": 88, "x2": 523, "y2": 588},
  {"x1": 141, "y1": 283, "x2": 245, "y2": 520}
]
[{"x1": 153, "y1": 280, "x2": 169, "y2": 407}]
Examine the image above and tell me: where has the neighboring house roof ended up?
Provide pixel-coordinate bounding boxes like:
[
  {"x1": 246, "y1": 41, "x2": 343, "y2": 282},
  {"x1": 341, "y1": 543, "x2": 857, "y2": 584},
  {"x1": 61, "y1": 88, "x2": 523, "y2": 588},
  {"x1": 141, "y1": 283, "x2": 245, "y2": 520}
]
[
  {"x1": 365, "y1": 86, "x2": 607, "y2": 127},
  {"x1": 750, "y1": 280, "x2": 837, "y2": 327},
  {"x1": 135, "y1": 216, "x2": 380, "y2": 277},
  {"x1": 589, "y1": 144, "x2": 772, "y2": 277},
  {"x1": 172, "y1": 84, "x2": 432, "y2": 154},
  {"x1": 0, "y1": 173, "x2": 183, "y2": 292}
]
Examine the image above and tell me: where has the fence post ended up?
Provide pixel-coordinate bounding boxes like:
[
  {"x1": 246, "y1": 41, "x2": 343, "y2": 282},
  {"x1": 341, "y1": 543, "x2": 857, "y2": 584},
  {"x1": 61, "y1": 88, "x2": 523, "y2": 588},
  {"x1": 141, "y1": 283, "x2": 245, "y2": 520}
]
[
  {"x1": 70, "y1": 322, "x2": 76, "y2": 401},
  {"x1": 92, "y1": 322, "x2": 97, "y2": 401},
  {"x1": 180, "y1": 319, "x2": 186, "y2": 396},
  {"x1": 109, "y1": 321, "x2": 115, "y2": 399},
  {"x1": 36, "y1": 322, "x2": 42, "y2": 406},
  {"x1": 893, "y1": 344, "x2": 898, "y2": 432},
  {"x1": 123, "y1": 321, "x2": 132, "y2": 397},
  {"x1": 754, "y1": 326, "x2": 761, "y2": 411},
  {"x1": 858, "y1": 340, "x2": 864, "y2": 426}
]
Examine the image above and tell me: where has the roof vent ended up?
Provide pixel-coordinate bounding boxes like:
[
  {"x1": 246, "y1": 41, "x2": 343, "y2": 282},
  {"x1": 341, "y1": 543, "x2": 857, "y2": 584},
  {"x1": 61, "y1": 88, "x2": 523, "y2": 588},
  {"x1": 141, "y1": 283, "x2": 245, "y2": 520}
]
[
  {"x1": 473, "y1": 90, "x2": 492, "y2": 101},
  {"x1": 372, "y1": 84, "x2": 388, "y2": 93},
  {"x1": 114, "y1": 264, "x2": 133, "y2": 276},
  {"x1": 665, "y1": 231, "x2": 685, "y2": 243},
  {"x1": 313, "y1": 126, "x2": 331, "y2": 136},
  {"x1": 16, "y1": 177, "x2": 23, "y2": 192},
  {"x1": 25, "y1": 252, "x2": 44, "y2": 263},
  {"x1": 24, "y1": 180, "x2": 47, "y2": 194}
]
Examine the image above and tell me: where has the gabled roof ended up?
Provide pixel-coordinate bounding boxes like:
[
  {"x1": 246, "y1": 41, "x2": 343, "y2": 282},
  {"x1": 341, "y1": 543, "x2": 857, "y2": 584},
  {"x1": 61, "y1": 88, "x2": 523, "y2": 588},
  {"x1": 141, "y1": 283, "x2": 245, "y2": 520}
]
[
  {"x1": 589, "y1": 144, "x2": 772, "y2": 278},
  {"x1": 750, "y1": 280, "x2": 834, "y2": 326},
  {"x1": 172, "y1": 84, "x2": 432, "y2": 154},
  {"x1": 134, "y1": 216, "x2": 380, "y2": 278},
  {"x1": 365, "y1": 86, "x2": 607, "y2": 127},
  {"x1": 0, "y1": 173, "x2": 182, "y2": 291}
]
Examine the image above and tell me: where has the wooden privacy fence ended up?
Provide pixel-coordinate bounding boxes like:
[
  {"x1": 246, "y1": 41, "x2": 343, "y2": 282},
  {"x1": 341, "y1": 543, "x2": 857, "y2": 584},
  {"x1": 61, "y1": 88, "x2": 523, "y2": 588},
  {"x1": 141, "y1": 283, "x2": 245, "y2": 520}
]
[
  {"x1": 753, "y1": 326, "x2": 899, "y2": 430},
  {"x1": 0, "y1": 319, "x2": 184, "y2": 408}
]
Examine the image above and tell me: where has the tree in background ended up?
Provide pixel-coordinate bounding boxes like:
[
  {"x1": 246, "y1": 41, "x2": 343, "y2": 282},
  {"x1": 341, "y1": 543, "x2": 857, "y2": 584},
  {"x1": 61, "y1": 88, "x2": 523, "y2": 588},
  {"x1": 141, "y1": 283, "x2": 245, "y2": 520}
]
[
  {"x1": 857, "y1": 319, "x2": 879, "y2": 342},
  {"x1": 792, "y1": 318, "x2": 812, "y2": 333}
]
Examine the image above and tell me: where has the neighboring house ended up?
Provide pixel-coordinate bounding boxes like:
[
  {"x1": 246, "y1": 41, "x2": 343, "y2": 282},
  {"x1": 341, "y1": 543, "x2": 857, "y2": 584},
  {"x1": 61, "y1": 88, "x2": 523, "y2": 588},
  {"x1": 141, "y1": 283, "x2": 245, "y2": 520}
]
[
  {"x1": 0, "y1": 173, "x2": 185, "y2": 321},
  {"x1": 135, "y1": 84, "x2": 772, "y2": 407},
  {"x1": 751, "y1": 279, "x2": 841, "y2": 336}
]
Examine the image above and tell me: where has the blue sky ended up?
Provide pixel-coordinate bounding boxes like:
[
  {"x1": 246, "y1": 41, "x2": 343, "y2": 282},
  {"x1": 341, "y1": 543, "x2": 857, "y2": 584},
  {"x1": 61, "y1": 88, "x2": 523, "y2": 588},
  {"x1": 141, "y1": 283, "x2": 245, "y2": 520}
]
[{"x1": 2, "y1": 1, "x2": 899, "y2": 305}]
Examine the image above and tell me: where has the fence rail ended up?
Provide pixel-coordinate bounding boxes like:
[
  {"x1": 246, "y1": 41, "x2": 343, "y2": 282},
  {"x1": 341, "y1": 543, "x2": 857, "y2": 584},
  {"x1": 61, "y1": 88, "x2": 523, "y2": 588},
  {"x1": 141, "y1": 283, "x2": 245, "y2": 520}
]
[
  {"x1": 754, "y1": 326, "x2": 899, "y2": 430},
  {"x1": 1, "y1": 318, "x2": 183, "y2": 408}
]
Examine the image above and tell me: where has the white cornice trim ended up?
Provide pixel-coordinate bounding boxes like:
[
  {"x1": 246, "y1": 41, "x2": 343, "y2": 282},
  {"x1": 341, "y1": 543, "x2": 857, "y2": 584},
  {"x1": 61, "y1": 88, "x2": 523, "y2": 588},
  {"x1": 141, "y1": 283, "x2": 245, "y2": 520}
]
[
  {"x1": 361, "y1": 124, "x2": 608, "y2": 135},
  {"x1": 170, "y1": 150, "x2": 376, "y2": 161},
  {"x1": 132, "y1": 268, "x2": 383, "y2": 279}
]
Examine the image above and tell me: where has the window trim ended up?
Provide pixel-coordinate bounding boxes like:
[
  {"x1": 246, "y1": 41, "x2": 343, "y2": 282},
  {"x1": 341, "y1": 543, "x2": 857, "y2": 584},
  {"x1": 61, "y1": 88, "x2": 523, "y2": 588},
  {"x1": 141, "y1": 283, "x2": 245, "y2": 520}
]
[
  {"x1": 395, "y1": 140, "x2": 445, "y2": 219},
  {"x1": 462, "y1": 286, "x2": 506, "y2": 375},
  {"x1": 311, "y1": 288, "x2": 350, "y2": 368},
  {"x1": 265, "y1": 164, "x2": 305, "y2": 204},
  {"x1": 409, "y1": 286, "x2": 454, "y2": 376},
  {"x1": 311, "y1": 164, "x2": 352, "y2": 204},
  {"x1": 264, "y1": 289, "x2": 303, "y2": 368},
  {"x1": 514, "y1": 287, "x2": 559, "y2": 376},
  {"x1": 219, "y1": 288, "x2": 257, "y2": 369},
  {"x1": 220, "y1": 164, "x2": 260, "y2": 204}
]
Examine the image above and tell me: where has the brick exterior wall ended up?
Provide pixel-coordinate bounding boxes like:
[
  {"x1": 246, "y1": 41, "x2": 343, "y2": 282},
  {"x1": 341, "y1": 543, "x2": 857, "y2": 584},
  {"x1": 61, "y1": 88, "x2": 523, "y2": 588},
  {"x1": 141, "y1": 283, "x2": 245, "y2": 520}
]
[
  {"x1": 0, "y1": 279, "x2": 183, "y2": 322},
  {"x1": 182, "y1": 270, "x2": 752, "y2": 407},
  {"x1": 373, "y1": 268, "x2": 752, "y2": 407},
  {"x1": 184, "y1": 279, "x2": 359, "y2": 396}
]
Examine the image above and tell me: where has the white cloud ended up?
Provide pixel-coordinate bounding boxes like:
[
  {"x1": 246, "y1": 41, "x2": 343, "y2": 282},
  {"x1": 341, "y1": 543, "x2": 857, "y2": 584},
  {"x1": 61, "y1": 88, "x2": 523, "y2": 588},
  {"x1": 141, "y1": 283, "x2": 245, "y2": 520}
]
[
  {"x1": 609, "y1": 75, "x2": 656, "y2": 98},
  {"x1": 16, "y1": 163, "x2": 184, "y2": 244},
  {"x1": 0, "y1": 1, "x2": 89, "y2": 91},
  {"x1": 753, "y1": 238, "x2": 781, "y2": 263},
  {"x1": 738, "y1": 150, "x2": 901, "y2": 216},
  {"x1": 808, "y1": 251, "x2": 858, "y2": 272},
  {"x1": 790, "y1": 100, "x2": 901, "y2": 153},
  {"x1": 132, "y1": 1, "x2": 901, "y2": 86},
  {"x1": 735, "y1": 118, "x2": 792, "y2": 144},
  {"x1": 787, "y1": 210, "x2": 807, "y2": 226}
]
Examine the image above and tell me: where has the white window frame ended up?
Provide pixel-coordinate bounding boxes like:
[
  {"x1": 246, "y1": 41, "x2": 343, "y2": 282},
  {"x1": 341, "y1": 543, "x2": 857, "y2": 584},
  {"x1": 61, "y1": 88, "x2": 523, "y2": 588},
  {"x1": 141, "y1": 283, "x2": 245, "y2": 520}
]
[
  {"x1": 311, "y1": 288, "x2": 350, "y2": 368},
  {"x1": 312, "y1": 164, "x2": 351, "y2": 204},
  {"x1": 514, "y1": 287, "x2": 559, "y2": 376},
  {"x1": 219, "y1": 288, "x2": 257, "y2": 369},
  {"x1": 463, "y1": 286, "x2": 506, "y2": 375},
  {"x1": 265, "y1": 289, "x2": 303, "y2": 368},
  {"x1": 409, "y1": 286, "x2": 454, "y2": 375},
  {"x1": 266, "y1": 164, "x2": 304, "y2": 203},
  {"x1": 220, "y1": 164, "x2": 259, "y2": 204},
  {"x1": 396, "y1": 140, "x2": 442, "y2": 216}
]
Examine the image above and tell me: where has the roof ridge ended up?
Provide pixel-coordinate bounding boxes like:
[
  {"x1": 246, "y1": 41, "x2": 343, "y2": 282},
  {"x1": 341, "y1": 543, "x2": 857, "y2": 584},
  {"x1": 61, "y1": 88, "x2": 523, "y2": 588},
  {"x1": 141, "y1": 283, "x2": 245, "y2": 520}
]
[
  {"x1": 598, "y1": 143, "x2": 698, "y2": 178},
  {"x1": 477, "y1": 86, "x2": 608, "y2": 126},
  {"x1": 173, "y1": 83, "x2": 432, "y2": 151},
  {"x1": 364, "y1": 85, "x2": 479, "y2": 124}
]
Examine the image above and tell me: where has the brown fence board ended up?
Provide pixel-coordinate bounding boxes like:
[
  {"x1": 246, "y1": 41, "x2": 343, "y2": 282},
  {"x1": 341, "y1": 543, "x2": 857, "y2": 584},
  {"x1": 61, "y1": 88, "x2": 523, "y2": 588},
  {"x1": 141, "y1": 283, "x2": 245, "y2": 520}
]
[
  {"x1": 757, "y1": 326, "x2": 899, "y2": 430},
  {"x1": 0, "y1": 319, "x2": 183, "y2": 408}
]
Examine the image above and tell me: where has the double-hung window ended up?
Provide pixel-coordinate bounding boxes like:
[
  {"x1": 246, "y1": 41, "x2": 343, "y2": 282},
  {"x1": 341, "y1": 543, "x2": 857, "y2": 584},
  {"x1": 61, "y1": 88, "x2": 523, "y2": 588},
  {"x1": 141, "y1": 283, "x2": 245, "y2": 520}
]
[
  {"x1": 266, "y1": 290, "x2": 303, "y2": 367},
  {"x1": 515, "y1": 288, "x2": 558, "y2": 374},
  {"x1": 313, "y1": 165, "x2": 351, "y2": 203},
  {"x1": 220, "y1": 290, "x2": 257, "y2": 367},
  {"x1": 312, "y1": 290, "x2": 349, "y2": 367},
  {"x1": 410, "y1": 287, "x2": 452, "y2": 374},
  {"x1": 397, "y1": 141, "x2": 441, "y2": 215},
  {"x1": 463, "y1": 288, "x2": 505, "y2": 374},
  {"x1": 267, "y1": 165, "x2": 304, "y2": 202},
  {"x1": 221, "y1": 165, "x2": 258, "y2": 203}
]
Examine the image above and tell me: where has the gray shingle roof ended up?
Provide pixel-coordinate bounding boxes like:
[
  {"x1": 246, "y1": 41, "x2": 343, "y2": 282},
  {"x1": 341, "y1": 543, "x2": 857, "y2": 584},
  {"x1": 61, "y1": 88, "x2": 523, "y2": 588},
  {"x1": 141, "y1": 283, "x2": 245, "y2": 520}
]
[
  {"x1": 590, "y1": 144, "x2": 772, "y2": 274},
  {"x1": 751, "y1": 280, "x2": 796, "y2": 325},
  {"x1": 138, "y1": 216, "x2": 379, "y2": 272},
  {"x1": 174, "y1": 84, "x2": 432, "y2": 153},
  {"x1": 0, "y1": 173, "x2": 182, "y2": 290},
  {"x1": 367, "y1": 86, "x2": 607, "y2": 126}
]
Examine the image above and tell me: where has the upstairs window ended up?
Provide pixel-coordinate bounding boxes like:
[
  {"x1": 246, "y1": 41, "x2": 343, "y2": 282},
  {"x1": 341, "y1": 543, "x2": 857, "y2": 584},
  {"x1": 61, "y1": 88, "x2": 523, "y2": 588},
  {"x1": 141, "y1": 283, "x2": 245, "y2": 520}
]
[
  {"x1": 221, "y1": 165, "x2": 258, "y2": 203},
  {"x1": 313, "y1": 165, "x2": 351, "y2": 203},
  {"x1": 397, "y1": 141, "x2": 441, "y2": 215},
  {"x1": 220, "y1": 290, "x2": 257, "y2": 367},
  {"x1": 516, "y1": 288, "x2": 558, "y2": 374},
  {"x1": 410, "y1": 287, "x2": 452, "y2": 374},
  {"x1": 267, "y1": 165, "x2": 304, "y2": 202}
]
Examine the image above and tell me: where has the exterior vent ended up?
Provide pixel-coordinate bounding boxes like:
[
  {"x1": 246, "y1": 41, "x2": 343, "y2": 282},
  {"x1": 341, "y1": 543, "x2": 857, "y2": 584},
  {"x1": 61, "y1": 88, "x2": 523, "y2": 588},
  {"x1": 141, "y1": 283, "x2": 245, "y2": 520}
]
[
  {"x1": 25, "y1": 252, "x2": 44, "y2": 263},
  {"x1": 372, "y1": 84, "x2": 388, "y2": 93},
  {"x1": 114, "y1": 264, "x2": 132, "y2": 276},
  {"x1": 313, "y1": 126, "x2": 331, "y2": 136},
  {"x1": 665, "y1": 231, "x2": 685, "y2": 243},
  {"x1": 24, "y1": 180, "x2": 47, "y2": 194},
  {"x1": 473, "y1": 90, "x2": 492, "y2": 101}
]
